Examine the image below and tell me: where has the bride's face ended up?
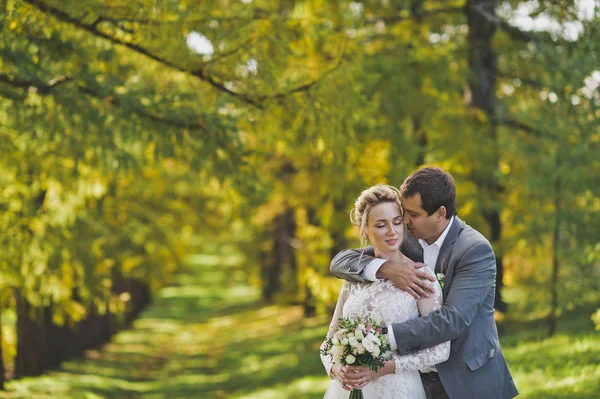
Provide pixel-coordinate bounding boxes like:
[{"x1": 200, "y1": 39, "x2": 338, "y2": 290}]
[{"x1": 364, "y1": 202, "x2": 404, "y2": 257}]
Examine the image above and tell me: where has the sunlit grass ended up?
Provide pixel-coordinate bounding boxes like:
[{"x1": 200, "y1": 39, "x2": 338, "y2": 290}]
[
  {"x1": 0, "y1": 250, "x2": 598, "y2": 398},
  {"x1": 503, "y1": 333, "x2": 600, "y2": 398},
  {"x1": 0, "y1": 253, "x2": 329, "y2": 398}
]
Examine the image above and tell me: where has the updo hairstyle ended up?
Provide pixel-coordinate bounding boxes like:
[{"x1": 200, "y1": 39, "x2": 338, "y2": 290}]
[{"x1": 349, "y1": 184, "x2": 403, "y2": 246}]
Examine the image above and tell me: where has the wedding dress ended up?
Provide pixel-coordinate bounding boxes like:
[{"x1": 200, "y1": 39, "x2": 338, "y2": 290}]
[{"x1": 320, "y1": 277, "x2": 450, "y2": 399}]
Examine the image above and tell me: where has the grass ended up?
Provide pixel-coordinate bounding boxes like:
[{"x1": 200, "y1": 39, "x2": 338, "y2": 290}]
[
  {"x1": 1, "y1": 251, "x2": 598, "y2": 398},
  {"x1": 499, "y1": 308, "x2": 600, "y2": 399}
]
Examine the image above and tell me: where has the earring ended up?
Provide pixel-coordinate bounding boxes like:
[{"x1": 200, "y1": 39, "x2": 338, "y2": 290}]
[
  {"x1": 361, "y1": 235, "x2": 370, "y2": 248},
  {"x1": 358, "y1": 235, "x2": 369, "y2": 267}
]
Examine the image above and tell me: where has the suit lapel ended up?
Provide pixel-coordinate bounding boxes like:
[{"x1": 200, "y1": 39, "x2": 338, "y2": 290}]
[{"x1": 434, "y1": 217, "x2": 464, "y2": 274}]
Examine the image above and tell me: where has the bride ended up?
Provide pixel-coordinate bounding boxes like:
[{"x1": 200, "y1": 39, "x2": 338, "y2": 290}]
[{"x1": 320, "y1": 184, "x2": 450, "y2": 398}]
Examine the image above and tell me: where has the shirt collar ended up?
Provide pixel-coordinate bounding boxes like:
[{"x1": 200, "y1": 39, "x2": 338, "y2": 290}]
[{"x1": 419, "y1": 216, "x2": 455, "y2": 249}]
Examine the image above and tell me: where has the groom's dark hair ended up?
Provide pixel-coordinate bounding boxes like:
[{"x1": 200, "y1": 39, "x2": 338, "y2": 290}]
[{"x1": 400, "y1": 167, "x2": 456, "y2": 219}]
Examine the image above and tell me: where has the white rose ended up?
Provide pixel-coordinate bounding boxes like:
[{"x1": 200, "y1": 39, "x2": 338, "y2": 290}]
[
  {"x1": 330, "y1": 345, "x2": 345, "y2": 363},
  {"x1": 345, "y1": 354, "x2": 356, "y2": 364},
  {"x1": 341, "y1": 338, "x2": 349, "y2": 345},
  {"x1": 332, "y1": 337, "x2": 340, "y2": 345},
  {"x1": 370, "y1": 345, "x2": 381, "y2": 357},
  {"x1": 349, "y1": 337, "x2": 359, "y2": 347},
  {"x1": 365, "y1": 333, "x2": 380, "y2": 346},
  {"x1": 355, "y1": 343, "x2": 366, "y2": 355},
  {"x1": 364, "y1": 332, "x2": 375, "y2": 341},
  {"x1": 362, "y1": 339, "x2": 375, "y2": 354},
  {"x1": 355, "y1": 329, "x2": 365, "y2": 341}
]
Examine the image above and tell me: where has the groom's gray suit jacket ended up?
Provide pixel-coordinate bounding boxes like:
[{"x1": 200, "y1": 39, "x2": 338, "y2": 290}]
[{"x1": 330, "y1": 217, "x2": 518, "y2": 399}]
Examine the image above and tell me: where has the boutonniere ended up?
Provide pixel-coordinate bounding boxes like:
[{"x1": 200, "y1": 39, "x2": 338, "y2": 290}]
[
  {"x1": 436, "y1": 255, "x2": 448, "y2": 289},
  {"x1": 436, "y1": 273, "x2": 445, "y2": 289}
]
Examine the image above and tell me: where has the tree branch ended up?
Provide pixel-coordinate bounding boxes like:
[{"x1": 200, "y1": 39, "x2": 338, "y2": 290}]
[
  {"x1": 23, "y1": 0, "x2": 347, "y2": 109},
  {"x1": 497, "y1": 71, "x2": 544, "y2": 89},
  {"x1": 499, "y1": 117, "x2": 557, "y2": 141},
  {"x1": 262, "y1": 39, "x2": 349, "y2": 102},
  {"x1": 0, "y1": 72, "x2": 208, "y2": 131},
  {"x1": 23, "y1": 0, "x2": 265, "y2": 109},
  {"x1": 364, "y1": 6, "x2": 464, "y2": 24},
  {"x1": 110, "y1": 8, "x2": 271, "y2": 25},
  {"x1": 76, "y1": 85, "x2": 209, "y2": 131},
  {"x1": 0, "y1": 73, "x2": 71, "y2": 93}
]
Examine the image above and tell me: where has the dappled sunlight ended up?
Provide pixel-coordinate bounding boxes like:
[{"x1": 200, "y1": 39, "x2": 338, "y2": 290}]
[
  {"x1": 504, "y1": 333, "x2": 600, "y2": 398},
  {"x1": 1, "y1": 252, "x2": 331, "y2": 398},
  {"x1": 234, "y1": 376, "x2": 330, "y2": 399},
  {"x1": 185, "y1": 253, "x2": 244, "y2": 267},
  {"x1": 204, "y1": 305, "x2": 305, "y2": 344}
]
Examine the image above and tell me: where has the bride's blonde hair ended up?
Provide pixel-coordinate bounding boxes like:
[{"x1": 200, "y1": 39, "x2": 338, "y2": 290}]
[{"x1": 349, "y1": 184, "x2": 403, "y2": 246}]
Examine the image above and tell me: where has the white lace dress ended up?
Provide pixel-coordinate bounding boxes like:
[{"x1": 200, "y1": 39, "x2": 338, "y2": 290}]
[{"x1": 320, "y1": 275, "x2": 450, "y2": 399}]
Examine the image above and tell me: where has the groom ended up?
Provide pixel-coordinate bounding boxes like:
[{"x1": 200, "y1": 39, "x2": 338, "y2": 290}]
[{"x1": 330, "y1": 167, "x2": 518, "y2": 399}]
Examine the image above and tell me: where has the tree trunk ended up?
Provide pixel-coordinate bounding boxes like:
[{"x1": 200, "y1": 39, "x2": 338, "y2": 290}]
[
  {"x1": 548, "y1": 167, "x2": 561, "y2": 336},
  {"x1": 13, "y1": 278, "x2": 150, "y2": 380},
  {"x1": 262, "y1": 207, "x2": 297, "y2": 302},
  {"x1": 15, "y1": 294, "x2": 41, "y2": 378},
  {"x1": 262, "y1": 227, "x2": 283, "y2": 301},
  {"x1": 413, "y1": 117, "x2": 428, "y2": 167},
  {"x1": 0, "y1": 305, "x2": 5, "y2": 390},
  {"x1": 465, "y1": 0, "x2": 507, "y2": 311}
]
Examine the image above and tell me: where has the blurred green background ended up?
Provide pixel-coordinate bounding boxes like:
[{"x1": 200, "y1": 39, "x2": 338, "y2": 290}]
[{"x1": 0, "y1": 0, "x2": 599, "y2": 398}]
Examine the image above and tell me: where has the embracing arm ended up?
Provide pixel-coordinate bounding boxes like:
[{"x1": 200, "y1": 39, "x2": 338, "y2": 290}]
[
  {"x1": 329, "y1": 248, "x2": 375, "y2": 283},
  {"x1": 391, "y1": 241, "x2": 496, "y2": 353},
  {"x1": 392, "y1": 271, "x2": 450, "y2": 372},
  {"x1": 330, "y1": 249, "x2": 434, "y2": 297}
]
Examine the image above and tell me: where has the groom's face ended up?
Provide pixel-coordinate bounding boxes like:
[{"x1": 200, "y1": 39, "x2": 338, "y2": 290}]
[{"x1": 401, "y1": 194, "x2": 439, "y2": 243}]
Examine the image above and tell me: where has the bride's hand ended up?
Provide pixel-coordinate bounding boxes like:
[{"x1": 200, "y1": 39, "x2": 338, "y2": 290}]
[
  {"x1": 331, "y1": 364, "x2": 354, "y2": 391},
  {"x1": 335, "y1": 365, "x2": 358, "y2": 391},
  {"x1": 341, "y1": 365, "x2": 381, "y2": 389}
]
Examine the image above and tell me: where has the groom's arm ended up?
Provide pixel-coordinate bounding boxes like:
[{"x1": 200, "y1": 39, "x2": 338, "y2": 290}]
[
  {"x1": 391, "y1": 240, "x2": 496, "y2": 353},
  {"x1": 330, "y1": 249, "x2": 435, "y2": 297},
  {"x1": 329, "y1": 248, "x2": 376, "y2": 283}
]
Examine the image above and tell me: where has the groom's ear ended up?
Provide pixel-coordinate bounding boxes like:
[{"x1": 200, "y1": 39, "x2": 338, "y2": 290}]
[{"x1": 436, "y1": 206, "x2": 447, "y2": 220}]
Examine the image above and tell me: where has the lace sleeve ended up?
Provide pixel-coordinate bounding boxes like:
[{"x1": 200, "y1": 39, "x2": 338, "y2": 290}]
[
  {"x1": 393, "y1": 274, "x2": 450, "y2": 373},
  {"x1": 320, "y1": 281, "x2": 352, "y2": 378}
]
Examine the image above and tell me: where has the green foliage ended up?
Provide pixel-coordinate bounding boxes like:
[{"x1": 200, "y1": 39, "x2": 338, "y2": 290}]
[
  {"x1": 0, "y1": 0, "x2": 599, "y2": 384},
  {"x1": 592, "y1": 309, "x2": 600, "y2": 331}
]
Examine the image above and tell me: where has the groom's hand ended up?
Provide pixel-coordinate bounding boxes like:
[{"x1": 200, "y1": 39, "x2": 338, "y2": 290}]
[{"x1": 376, "y1": 258, "x2": 435, "y2": 299}]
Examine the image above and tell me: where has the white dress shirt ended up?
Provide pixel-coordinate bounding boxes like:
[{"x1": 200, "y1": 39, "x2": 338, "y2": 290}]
[{"x1": 361, "y1": 217, "x2": 455, "y2": 369}]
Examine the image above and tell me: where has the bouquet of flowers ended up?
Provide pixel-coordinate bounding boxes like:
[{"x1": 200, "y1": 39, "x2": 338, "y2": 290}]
[{"x1": 320, "y1": 317, "x2": 392, "y2": 399}]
